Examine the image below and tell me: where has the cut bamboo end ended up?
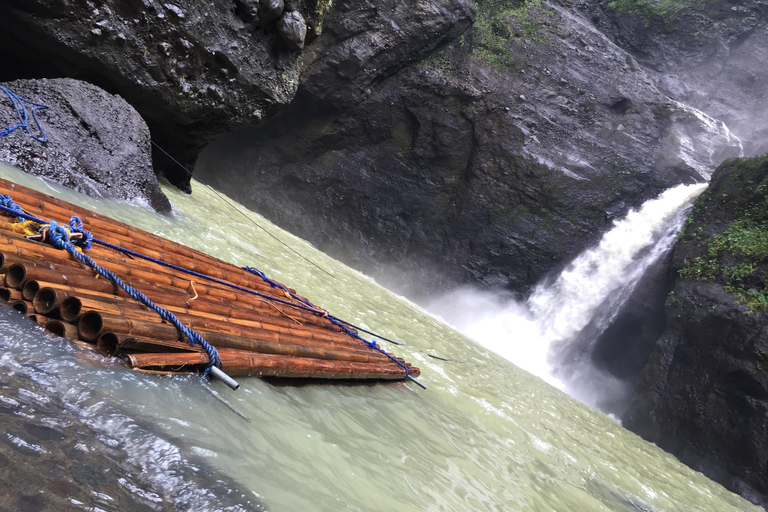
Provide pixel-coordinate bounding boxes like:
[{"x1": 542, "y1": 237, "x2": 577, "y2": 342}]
[
  {"x1": 78, "y1": 310, "x2": 104, "y2": 342},
  {"x1": 60, "y1": 296, "x2": 82, "y2": 322},
  {"x1": 5, "y1": 263, "x2": 26, "y2": 289},
  {"x1": 22, "y1": 280, "x2": 40, "y2": 301},
  {"x1": 97, "y1": 332, "x2": 119, "y2": 356},
  {"x1": 33, "y1": 287, "x2": 65, "y2": 316},
  {"x1": 11, "y1": 299, "x2": 30, "y2": 314},
  {"x1": 45, "y1": 319, "x2": 79, "y2": 340}
]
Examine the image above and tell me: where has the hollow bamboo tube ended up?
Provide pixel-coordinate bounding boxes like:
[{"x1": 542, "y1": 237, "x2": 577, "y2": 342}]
[
  {"x1": 28, "y1": 274, "x2": 341, "y2": 340},
  {"x1": 126, "y1": 349, "x2": 418, "y2": 379},
  {"x1": 4, "y1": 261, "x2": 192, "y2": 305},
  {"x1": 44, "y1": 319, "x2": 79, "y2": 339},
  {"x1": 30, "y1": 314, "x2": 51, "y2": 326},
  {"x1": 78, "y1": 304, "x2": 363, "y2": 350},
  {"x1": 79, "y1": 311, "x2": 393, "y2": 363},
  {"x1": 35, "y1": 268, "x2": 357, "y2": 346},
  {"x1": 58, "y1": 290, "x2": 348, "y2": 345},
  {"x1": 0, "y1": 287, "x2": 22, "y2": 302},
  {"x1": 11, "y1": 300, "x2": 30, "y2": 314},
  {"x1": 32, "y1": 287, "x2": 71, "y2": 317}
]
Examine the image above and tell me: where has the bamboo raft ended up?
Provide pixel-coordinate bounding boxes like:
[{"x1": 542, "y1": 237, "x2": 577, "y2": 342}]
[{"x1": 0, "y1": 178, "x2": 420, "y2": 388}]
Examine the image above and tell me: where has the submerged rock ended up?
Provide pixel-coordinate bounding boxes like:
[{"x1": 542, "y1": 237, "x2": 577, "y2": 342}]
[
  {"x1": 624, "y1": 154, "x2": 768, "y2": 510},
  {"x1": 0, "y1": 78, "x2": 171, "y2": 212}
]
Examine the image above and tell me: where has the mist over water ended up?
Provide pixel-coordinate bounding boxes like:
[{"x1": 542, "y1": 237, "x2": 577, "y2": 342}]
[{"x1": 429, "y1": 183, "x2": 707, "y2": 410}]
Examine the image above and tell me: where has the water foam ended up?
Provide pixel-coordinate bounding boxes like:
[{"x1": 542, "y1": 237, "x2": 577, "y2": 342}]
[{"x1": 429, "y1": 183, "x2": 706, "y2": 401}]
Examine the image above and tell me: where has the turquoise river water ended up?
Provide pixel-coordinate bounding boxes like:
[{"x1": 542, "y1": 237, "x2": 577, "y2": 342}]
[{"x1": 0, "y1": 162, "x2": 760, "y2": 512}]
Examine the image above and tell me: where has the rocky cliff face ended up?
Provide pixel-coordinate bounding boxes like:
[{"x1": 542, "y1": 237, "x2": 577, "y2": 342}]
[
  {"x1": 580, "y1": 0, "x2": 768, "y2": 156},
  {"x1": 0, "y1": 0, "x2": 328, "y2": 188},
  {"x1": 624, "y1": 154, "x2": 768, "y2": 509},
  {"x1": 196, "y1": 0, "x2": 741, "y2": 298}
]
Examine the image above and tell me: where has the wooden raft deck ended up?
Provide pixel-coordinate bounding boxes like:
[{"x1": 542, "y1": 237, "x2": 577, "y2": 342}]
[{"x1": 0, "y1": 178, "x2": 419, "y2": 384}]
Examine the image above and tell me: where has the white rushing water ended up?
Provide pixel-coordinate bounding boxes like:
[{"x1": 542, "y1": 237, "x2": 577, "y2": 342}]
[
  {"x1": 430, "y1": 183, "x2": 707, "y2": 406},
  {"x1": 0, "y1": 163, "x2": 760, "y2": 512}
]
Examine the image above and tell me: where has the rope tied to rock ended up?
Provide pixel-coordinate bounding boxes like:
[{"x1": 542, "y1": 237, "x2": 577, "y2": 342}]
[{"x1": 0, "y1": 86, "x2": 49, "y2": 142}]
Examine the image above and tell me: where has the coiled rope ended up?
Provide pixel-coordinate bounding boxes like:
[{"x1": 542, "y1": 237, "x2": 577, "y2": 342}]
[
  {"x1": 0, "y1": 194, "x2": 230, "y2": 386},
  {"x1": 0, "y1": 86, "x2": 49, "y2": 142}
]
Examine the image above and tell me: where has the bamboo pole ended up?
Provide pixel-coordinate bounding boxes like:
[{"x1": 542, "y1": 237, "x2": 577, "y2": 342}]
[
  {"x1": 60, "y1": 291, "x2": 354, "y2": 346},
  {"x1": 24, "y1": 274, "x2": 344, "y2": 339},
  {"x1": 96, "y1": 332, "x2": 203, "y2": 357},
  {"x1": 78, "y1": 310, "x2": 394, "y2": 362},
  {"x1": 44, "y1": 319, "x2": 79, "y2": 339},
  {"x1": 126, "y1": 349, "x2": 418, "y2": 379},
  {"x1": 78, "y1": 305, "x2": 364, "y2": 349},
  {"x1": 31, "y1": 287, "x2": 70, "y2": 317}
]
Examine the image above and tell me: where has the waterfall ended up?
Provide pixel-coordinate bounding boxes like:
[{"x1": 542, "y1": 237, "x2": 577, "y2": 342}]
[{"x1": 429, "y1": 183, "x2": 707, "y2": 407}]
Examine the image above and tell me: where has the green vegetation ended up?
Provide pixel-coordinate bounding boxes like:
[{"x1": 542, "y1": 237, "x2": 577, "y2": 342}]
[
  {"x1": 607, "y1": 0, "x2": 709, "y2": 22},
  {"x1": 470, "y1": 0, "x2": 552, "y2": 70},
  {"x1": 757, "y1": 349, "x2": 768, "y2": 373},
  {"x1": 679, "y1": 157, "x2": 768, "y2": 313}
]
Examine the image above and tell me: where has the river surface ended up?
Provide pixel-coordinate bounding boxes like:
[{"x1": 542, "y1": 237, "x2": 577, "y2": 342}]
[{"x1": 0, "y1": 163, "x2": 760, "y2": 512}]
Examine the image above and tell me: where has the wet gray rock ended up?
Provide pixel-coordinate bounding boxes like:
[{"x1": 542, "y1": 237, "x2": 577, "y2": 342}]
[
  {"x1": 0, "y1": 0, "x2": 328, "y2": 189},
  {"x1": 261, "y1": 0, "x2": 286, "y2": 26},
  {"x1": 624, "y1": 155, "x2": 768, "y2": 510},
  {"x1": 577, "y1": 0, "x2": 768, "y2": 157},
  {"x1": 195, "y1": 0, "x2": 741, "y2": 299},
  {"x1": 0, "y1": 78, "x2": 171, "y2": 212},
  {"x1": 278, "y1": 11, "x2": 307, "y2": 50}
]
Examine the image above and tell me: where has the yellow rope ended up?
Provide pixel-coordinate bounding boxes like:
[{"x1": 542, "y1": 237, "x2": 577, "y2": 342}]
[{"x1": 12, "y1": 219, "x2": 43, "y2": 236}]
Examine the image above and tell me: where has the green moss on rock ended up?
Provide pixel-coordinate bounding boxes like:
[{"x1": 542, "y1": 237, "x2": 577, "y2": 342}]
[
  {"x1": 470, "y1": 0, "x2": 552, "y2": 70},
  {"x1": 678, "y1": 154, "x2": 768, "y2": 312}
]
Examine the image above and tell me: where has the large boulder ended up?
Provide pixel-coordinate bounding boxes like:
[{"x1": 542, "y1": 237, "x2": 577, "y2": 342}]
[
  {"x1": 624, "y1": 154, "x2": 768, "y2": 510},
  {"x1": 195, "y1": 0, "x2": 741, "y2": 298},
  {"x1": 0, "y1": 0, "x2": 329, "y2": 189},
  {"x1": 0, "y1": 78, "x2": 171, "y2": 212}
]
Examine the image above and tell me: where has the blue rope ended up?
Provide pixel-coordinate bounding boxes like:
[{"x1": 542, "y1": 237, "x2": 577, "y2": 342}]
[
  {"x1": 0, "y1": 86, "x2": 49, "y2": 142},
  {"x1": 243, "y1": 266, "x2": 410, "y2": 378},
  {"x1": 0, "y1": 196, "x2": 221, "y2": 373},
  {"x1": 242, "y1": 266, "x2": 405, "y2": 345}
]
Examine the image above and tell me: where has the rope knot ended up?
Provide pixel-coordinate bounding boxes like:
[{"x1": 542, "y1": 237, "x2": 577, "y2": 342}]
[
  {"x1": 69, "y1": 216, "x2": 93, "y2": 249},
  {"x1": 44, "y1": 220, "x2": 70, "y2": 248}
]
